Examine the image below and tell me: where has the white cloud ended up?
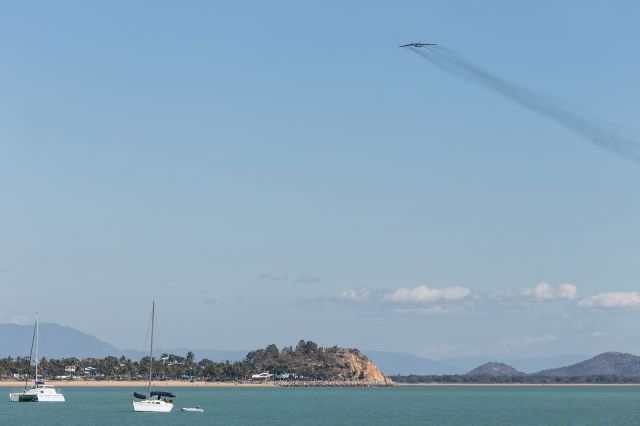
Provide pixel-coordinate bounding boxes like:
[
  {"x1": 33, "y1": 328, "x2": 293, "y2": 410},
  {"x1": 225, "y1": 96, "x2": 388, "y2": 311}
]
[
  {"x1": 578, "y1": 292, "x2": 640, "y2": 309},
  {"x1": 382, "y1": 285, "x2": 470, "y2": 304},
  {"x1": 522, "y1": 282, "x2": 577, "y2": 301},
  {"x1": 335, "y1": 287, "x2": 370, "y2": 301},
  {"x1": 392, "y1": 306, "x2": 451, "y2": 316}
]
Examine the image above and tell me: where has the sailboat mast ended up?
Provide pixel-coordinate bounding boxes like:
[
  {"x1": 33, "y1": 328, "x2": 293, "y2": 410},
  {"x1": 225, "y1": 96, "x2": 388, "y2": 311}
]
[
  {"x1": 148, "y1": 301, "x2": 154, "y2": 396},
  {"x1": 35, "y1": 313, "x2": 39, "y2": 384}
]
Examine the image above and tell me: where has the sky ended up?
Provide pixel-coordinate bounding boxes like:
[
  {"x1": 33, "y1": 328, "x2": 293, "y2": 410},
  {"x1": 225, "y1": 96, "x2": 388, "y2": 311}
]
[{"x1": 1, "y1": 0, "x2": 639, "y2": 359}]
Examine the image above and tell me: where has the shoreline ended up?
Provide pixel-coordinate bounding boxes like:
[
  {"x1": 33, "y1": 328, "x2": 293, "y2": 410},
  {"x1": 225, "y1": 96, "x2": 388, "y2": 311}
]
[
  {"x1": 0, "y1": 380, "x2": 275, "y2": 388},
  {"x1": 396, "y1": 383, "x2": 640, "y2": 387}
]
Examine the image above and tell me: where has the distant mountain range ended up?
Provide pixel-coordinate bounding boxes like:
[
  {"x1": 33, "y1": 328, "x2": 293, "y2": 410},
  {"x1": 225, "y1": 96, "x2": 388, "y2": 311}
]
[
  {"x1": 0, "y1": 323, "x2": 120, "y2": 359},
  {"x1": 460, "y1": 352, "x2": 640, "y2": 378},
  {"x1": 0, "y1": 322, "x2": 245, "y2": 362},
  {"x1": 365, "y1": 351, "x2": 588, "y2": 375}
]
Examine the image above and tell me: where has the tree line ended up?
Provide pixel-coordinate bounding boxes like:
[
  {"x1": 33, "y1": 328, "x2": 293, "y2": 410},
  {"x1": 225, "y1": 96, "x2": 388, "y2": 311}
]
[{"x1": 0, "y1": 340, "x2": 362, "y2": 381}]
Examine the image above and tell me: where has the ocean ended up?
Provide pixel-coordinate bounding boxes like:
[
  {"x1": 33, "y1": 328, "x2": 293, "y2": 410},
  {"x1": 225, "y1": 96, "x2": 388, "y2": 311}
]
[{"x1": 2, "y1": 386, "x2": 640, "y2": 425}]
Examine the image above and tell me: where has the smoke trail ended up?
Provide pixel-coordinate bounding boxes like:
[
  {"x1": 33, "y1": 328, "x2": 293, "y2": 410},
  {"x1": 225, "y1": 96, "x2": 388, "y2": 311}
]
[{"x1": 406, "y1": 46, "x2": 640, "y2": 163}]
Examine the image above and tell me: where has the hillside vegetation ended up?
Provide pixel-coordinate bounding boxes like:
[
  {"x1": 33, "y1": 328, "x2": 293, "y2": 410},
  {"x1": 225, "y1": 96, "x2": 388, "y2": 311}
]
[
  {"x1": 246, "y1": 340, "x2": 392, "y2": 384},
  {"x1": 535, "y1": 352, "x2": 640, "y2": 377},
  {"x1": 466, "y1": 362, "x2": 525, "y2": 377},
  {"x1": 0, "y1": 340, "x2": 392, "y2": 385}
]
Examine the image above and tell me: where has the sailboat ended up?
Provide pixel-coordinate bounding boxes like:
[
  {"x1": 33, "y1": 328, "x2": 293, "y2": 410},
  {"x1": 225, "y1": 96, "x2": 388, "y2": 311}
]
[
  {"x1": 9, "y1": 314, "x2": 65, "y2": 402},
  {"x1": 132, "y1": 301, "x2": 175, "y2": 413}
]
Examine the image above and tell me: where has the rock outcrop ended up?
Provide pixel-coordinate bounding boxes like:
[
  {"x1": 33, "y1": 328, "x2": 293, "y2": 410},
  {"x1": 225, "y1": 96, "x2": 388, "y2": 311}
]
[
  {"x1": 344, "y1": 351, "x2": 395, "y2": 385},
  {"x1": 247, "y1": 341, "x2": 394, "y2": 385}
]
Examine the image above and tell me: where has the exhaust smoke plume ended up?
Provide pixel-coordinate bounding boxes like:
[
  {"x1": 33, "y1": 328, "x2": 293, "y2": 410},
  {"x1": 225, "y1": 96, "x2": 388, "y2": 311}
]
[{"x1": 408, "y1": 46, "x2": 640, "y2": 163}]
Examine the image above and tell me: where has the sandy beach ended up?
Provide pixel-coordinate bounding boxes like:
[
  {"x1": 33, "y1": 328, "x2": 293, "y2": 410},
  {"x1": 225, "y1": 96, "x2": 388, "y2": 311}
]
[
  {"x1": 0, "y1": 380, "x2": 275, "y2": 388},
  {"x1": 397, "y1": 383, "x2": 640, "y2": 387}
]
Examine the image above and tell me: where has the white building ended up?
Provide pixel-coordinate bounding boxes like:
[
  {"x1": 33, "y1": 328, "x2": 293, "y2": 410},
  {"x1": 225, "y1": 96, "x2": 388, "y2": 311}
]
[{"x1": 251, "y1": 372, "x2": 273, "y2": 380}]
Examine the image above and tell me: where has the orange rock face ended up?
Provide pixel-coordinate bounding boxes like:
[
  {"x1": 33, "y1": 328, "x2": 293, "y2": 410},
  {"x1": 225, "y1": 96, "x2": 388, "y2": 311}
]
[{"x1": 345, "y1": 352, "x2": 395, "y2": 386}]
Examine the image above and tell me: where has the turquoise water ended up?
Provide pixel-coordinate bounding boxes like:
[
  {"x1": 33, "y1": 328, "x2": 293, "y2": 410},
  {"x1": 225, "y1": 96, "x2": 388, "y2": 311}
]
[{"x1": 2, "y1": 386, "x2": 640, "y2": 425}]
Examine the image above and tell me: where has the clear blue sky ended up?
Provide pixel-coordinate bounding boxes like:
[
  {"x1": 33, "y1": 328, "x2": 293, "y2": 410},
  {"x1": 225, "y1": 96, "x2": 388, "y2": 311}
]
[{"x1": 1, "y1": 0, "x2": 639, "y2": 358}]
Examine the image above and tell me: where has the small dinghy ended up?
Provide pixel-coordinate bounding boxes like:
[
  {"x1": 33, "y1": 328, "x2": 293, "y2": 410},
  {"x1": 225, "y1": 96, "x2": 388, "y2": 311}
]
[{"x1": 182, "y1": 406, "x2": 204, "y2": 413}]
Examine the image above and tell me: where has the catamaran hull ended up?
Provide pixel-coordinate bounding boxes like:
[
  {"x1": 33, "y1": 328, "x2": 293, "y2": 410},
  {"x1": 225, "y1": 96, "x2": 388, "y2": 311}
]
[
  {"x1": 9, "y1": 392, "x2": 65, "y2": 402},
  {"x1": 35, "y1": 393, "x2": 65, "y2": 402},
  {"x1": 133, "y1": 399, "x2": 173, "y2": 412},
  {"x1": 9, "y1": 393, "x2": 37, "y2": 402}
]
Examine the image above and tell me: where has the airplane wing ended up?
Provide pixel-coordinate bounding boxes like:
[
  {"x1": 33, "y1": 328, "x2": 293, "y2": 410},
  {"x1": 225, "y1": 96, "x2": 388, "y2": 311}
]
[{"x1": 399, "y1": 42, "x2": 437, "y2": 48}]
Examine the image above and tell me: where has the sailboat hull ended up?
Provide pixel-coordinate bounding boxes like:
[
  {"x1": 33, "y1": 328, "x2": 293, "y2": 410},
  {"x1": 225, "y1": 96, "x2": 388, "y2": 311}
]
[
  {"x1": 132, "y1": 302, "x2": 174, "y2": 413},
  {"x1": 133, "y1": 399, "x2": 174, "y2": 412}
]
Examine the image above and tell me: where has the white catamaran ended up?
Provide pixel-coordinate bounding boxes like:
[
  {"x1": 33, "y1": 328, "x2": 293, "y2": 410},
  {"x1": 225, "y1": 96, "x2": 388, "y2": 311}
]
[
  {"x1": 9, "y1": 314, "x2": 65, "y2": 402},
  {"x1": 132, "y1": 301, "x2": 175, "y2": 412}
]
